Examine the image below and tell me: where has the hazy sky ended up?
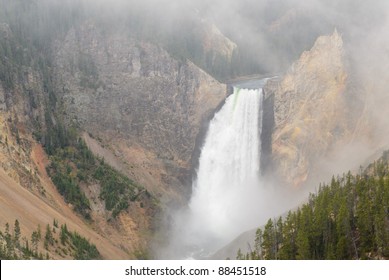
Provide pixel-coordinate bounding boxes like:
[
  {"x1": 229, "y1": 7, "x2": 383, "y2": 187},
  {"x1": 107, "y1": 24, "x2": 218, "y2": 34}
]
[{"x1": 75, "y1": 0, "x2": 389, "y2": 74}]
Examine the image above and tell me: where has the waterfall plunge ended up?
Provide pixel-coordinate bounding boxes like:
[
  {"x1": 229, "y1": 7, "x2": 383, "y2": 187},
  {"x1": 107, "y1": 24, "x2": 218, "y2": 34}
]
[{"x1": 171, "y1": 87, "x2": 266, "y2": 258}]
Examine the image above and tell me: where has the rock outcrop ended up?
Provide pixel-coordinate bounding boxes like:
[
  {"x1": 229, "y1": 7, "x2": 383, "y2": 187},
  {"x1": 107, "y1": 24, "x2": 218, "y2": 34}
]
[
  {"x1": 0, "y1": 23, "x2": 47, "y2": 195},
  {"x1": 0, "y1": 18, "x2": 227, "y2": 258},
  {"x1": 0, "y1": 24, "x2": 138, "y2": 259},
  {"x1": 54, "y1": 22, "x2": 227, "y2": 201},
  {"x1": 270, "y1": 30, "x2": 351, "y2": 187},
  {"x1": 199, "y1": 19, "x2": 237, "y2": 63}
]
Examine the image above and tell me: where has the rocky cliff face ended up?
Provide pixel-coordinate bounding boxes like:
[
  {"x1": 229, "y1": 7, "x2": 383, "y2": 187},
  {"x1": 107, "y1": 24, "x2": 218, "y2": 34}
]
[
  {"x1": 54, "y1": 22, "x2": 226, "y2": 201},
  {"x1": 269, "y1": 30, "x2": 356, "y2": 187},
  {"x1": 199, "y1": 19, "x2": 237, "y2": 63},
  {"x1": 0, "y1": 23, "x2": 137, "y2": 259},
  {"x1": 0, "y1": 23, "x2": 47, "y2": 195},
  {"x1": 0, "y1": 17, "x2": 228, "y2": 258}
]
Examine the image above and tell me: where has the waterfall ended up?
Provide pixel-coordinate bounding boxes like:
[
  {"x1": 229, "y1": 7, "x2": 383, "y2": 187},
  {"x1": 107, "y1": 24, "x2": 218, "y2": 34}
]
[{"x1": 171, "y1": 86, "x2": 265, "y2": 259}]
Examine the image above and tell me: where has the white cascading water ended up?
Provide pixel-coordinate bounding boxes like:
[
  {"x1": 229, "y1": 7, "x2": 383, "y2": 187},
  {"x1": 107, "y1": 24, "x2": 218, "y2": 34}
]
[{"x1": 171, "y1": 86, "x2": 265, "y2": 258}]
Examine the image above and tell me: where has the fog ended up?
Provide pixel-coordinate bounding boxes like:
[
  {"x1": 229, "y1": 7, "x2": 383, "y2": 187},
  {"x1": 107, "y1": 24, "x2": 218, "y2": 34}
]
[
  {"x1": 3, "y1": 0, "x2": 389, "y2": 258},
  {"x1": 78, "y1": 0, "x2": 389, "y2": 77},
  {"x1": 80, "y1": 0, "x2": 389, "y2": 258},
  {"x1": 157, "y1": 86, "x2": 305, "y2": 259}
]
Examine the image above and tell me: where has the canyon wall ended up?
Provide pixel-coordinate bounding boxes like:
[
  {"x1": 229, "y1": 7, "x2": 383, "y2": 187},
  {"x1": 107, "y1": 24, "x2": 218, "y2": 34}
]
[
  {"x1": 268, "y1": 30, "x2": 369, "y2": 187},
  {"x1": 54, "y1": 22, "x2": 227, "y2": 202}
]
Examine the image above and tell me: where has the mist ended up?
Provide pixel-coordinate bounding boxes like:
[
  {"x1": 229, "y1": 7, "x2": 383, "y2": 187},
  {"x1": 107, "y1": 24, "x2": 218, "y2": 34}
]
[
  {"x1": 79, "y1": 0, "x2": 389, "y2": 78},
  {"x1": 134, "y1": 0, "x2": 389, "y2": 258},
  {"x1": 80, "y1": 0, "x2": 389, "y2": 258},
  {"x1": 23, "y1": 0, "x2": 388, "y2": 80},
  {"x1": 158, "y1": 87, "x2": 303, "y2": 259},
  {"x1": 3, "y1": 0, "x2": 389, "y2": 259}
]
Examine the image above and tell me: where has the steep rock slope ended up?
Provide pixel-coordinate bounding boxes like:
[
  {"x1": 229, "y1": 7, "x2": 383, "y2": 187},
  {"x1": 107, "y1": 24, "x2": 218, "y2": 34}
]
[
  {"x1": 54, "y1": 22, "x2": 226, "y2": 201},
  {"x1": 270, "y1": 30, "x2": 363, "y2": 187},
  {"x1": 1, "y1": 22, "x2": 143, "y2": 259},
  {"x1": 0, "y1": 16, "x2": 227, "y2": 258},
  {"x1": 0, "y1": 163, "x2": 129, "y2": 259},
  {"x1": 0, "y1": 23, "x2": 47, "y2": 195}
]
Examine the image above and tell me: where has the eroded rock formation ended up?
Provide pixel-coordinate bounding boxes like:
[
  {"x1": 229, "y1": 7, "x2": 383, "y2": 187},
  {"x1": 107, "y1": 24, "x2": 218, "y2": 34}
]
[
  {"x1": 54, "y1": 22, "x2": 227, "y2": 201},
  {"x1": 270, "y1": 30, "x2": 351, "y2": 187}
]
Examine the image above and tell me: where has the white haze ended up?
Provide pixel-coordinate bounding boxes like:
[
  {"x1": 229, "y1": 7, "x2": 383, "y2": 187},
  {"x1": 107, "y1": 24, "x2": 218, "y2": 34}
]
[
  {"x1": 186, "y1": 88, "x2": 262, "y2": 257},
  {"x1": 33, "y1": 0, "x2": 389, "y2": 258},
  {"x1": 190, "y1": 88, "x2": 262, "y2": 244},
  {"x1": 145, "y1": 0, "x2": 389, "y2": 258},
  {"x1": 160, "y1": 87, "x2": 302, "y2": 259}
]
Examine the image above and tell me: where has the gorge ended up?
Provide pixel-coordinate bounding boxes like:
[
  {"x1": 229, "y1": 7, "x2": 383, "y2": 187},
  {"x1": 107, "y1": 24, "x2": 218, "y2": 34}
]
[
  {"x1": 0, "y1": 0, "x2": 388, "y2": 260},
  {"x1": 168, "y1": 86, "x2": 264, "y2": 259}
]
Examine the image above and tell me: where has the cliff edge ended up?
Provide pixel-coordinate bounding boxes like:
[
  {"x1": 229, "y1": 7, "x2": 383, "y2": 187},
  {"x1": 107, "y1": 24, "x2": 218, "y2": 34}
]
[
  {"x1": 271, "y1": 30, "x2": 350, "y2": 187},
  {"x1": 54, "y1": 22, "x2": 226, "y2": 201}
]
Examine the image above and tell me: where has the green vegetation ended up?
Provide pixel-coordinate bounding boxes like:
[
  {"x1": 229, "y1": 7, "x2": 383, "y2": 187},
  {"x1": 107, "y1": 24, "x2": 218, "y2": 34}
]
[
  {"x1": 0, "y1": 0, "x2": 84, "y2": 98},
  {"x1": 59, "y1": 222, "x2": 100, "y2": 260},
  {"x1": 93, "y1": 163, "x2": 146, "y2": 218},
  {"x1": 239, "y1": 152, "x2": 389, "y2": 260},
  {"x1": 0, "y1": 0, "x2": 266, "y2": 84},
  {"x1": 46, "y1": 134, "x2": 146, "y2": 219},
  {"x1": 46, "y1": 138, "x2": 92, "y2": 218},
  {"x1": 0, "y1": 1, "x2": 152, "y2": 220},
  {"x1": 0, "y1": 219, "x2": 100, "y2": 260}
]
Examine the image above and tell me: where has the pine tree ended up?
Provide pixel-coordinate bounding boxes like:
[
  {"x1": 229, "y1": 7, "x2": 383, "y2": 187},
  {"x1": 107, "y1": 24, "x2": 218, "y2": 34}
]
[
  {"x1": 262, "y1": 219, "x2": 276, "y2": 259},
  {"x1": 336, "y1": 200, "x2": 352, "y2": 259},
  {"x1": 254, "y1": 228, "x2": 263, "y2": 259},
  {"x1": 236, "y1": 248, "x2": 244, "y2": 260},
  {"x1": 276, "y1": 217, "x2": 283, "y2": 257},
  {"x1": 296, "y1": 228, "x2": 310, "y2": 259},
  {"x1": 44, "y1": 224, "x2": 54, "y2": 250},
  {"x1": 31, "y1": 231, "x2": 39, "y2": 254},
  {"x1": 278, "y1": 211, "x2": 297, "y2": 259},
  {"x1": 37, "y1": 224, "x2": 42, "y2": 240},
  {"x1": 13, "y1": 219, "x2": 21, "y2": 248},
  {"x1": 4, "y1": 222, "x2": 14, "y2": 257},
  {"x1": 296, "y1": 206, "x2": 312, "y2": 260},
  {"x1": 60, "y1": 224, "x2": 68, "y2": 245}
]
